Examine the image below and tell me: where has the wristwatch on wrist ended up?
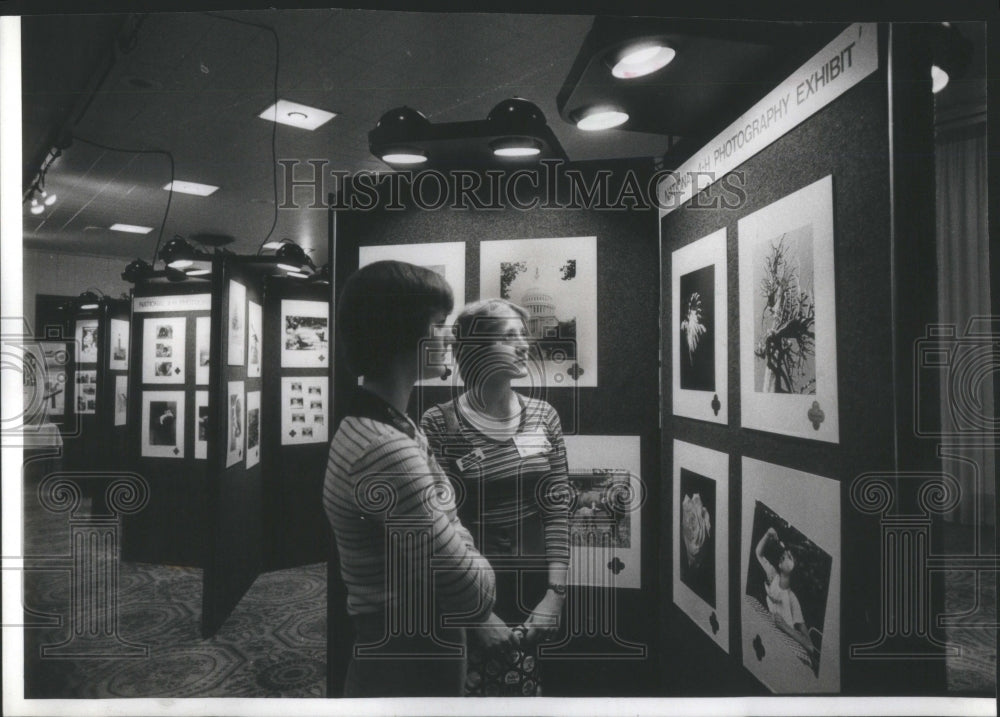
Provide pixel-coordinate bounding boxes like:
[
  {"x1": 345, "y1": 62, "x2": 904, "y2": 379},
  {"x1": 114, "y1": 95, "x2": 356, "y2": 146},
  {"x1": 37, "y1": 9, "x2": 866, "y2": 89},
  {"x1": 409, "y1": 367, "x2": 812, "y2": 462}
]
[{"x1": 547, "y1": 582, "x2": 567, "y2": 597}]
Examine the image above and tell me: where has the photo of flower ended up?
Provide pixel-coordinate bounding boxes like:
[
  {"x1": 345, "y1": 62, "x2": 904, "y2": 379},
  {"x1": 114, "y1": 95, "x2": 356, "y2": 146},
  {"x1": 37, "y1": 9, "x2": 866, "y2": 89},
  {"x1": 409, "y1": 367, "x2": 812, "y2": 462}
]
[
  {"x1": 679, "y1": 265, "x2": 715, "y2": 392},
  {"x1": 680, "y1": 467, "x2": 716, "y2": 607}
]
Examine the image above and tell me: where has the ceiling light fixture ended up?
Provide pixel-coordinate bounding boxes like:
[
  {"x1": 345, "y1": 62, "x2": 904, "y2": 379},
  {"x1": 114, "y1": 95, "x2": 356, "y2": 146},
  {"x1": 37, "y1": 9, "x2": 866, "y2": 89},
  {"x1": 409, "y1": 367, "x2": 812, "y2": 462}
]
[
  {"x1": 122, "y1": 258, "x2": 154, "y2": 283},
  {"x1": 160, "y1": 236, "x2": 208, "y2": 270},
  {"x1": 931, "y1": 65, "x2": 949, "y2": 93},
  {"x1": 574, "y1": 106, "x2": 630, "y2": 131},
  {"x1": 286, "y1": 271, "x2": 309, "y2": 279},
  {"x1": 274, "y1": 240, "x2": 315, "y2": 274},
  {"x1": 186, "y1": 268, "x2": 211, "y2": 276},
  {"x1": 490, "y1": 137, "x2": 543, "y2": 157},
  {"x1": 929, "y1": 22, "x2": 973, "y2": 96},
  {"x1": 110, "y1": 223, "x2": 154, "y2": 234},
  {"x1": 163, "y1": 180, "x2": 220, "y2": 196},
  {"x1": 381, "y1": 149, "x2": 428, "y2": 165},
  {"x1": 78, "y1": 291, "x2": 101, "y2": 311},
  {"x1": 610, "y1": 42, "x2": 676, "y2": 79},
  {"x1": 44, "y1": 192, "x2": 57, "y2": 206},
  {"x1": 30, "y1": 198, "x2": 45, "y2": 215},
  {"x1": 258, "y1": 99, "x2": 337, "y2": 131}
]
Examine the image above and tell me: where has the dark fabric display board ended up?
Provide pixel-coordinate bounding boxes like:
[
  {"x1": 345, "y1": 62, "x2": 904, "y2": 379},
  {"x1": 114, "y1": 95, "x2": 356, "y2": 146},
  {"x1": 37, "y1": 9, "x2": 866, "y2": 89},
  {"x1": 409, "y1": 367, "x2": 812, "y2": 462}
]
[
  {"x1": 329, "y1": 159, "x2": 661, "y2": 697},
  {"x1": 261, "y1": 276, "x2": 332, "y2": 571},
  {"x1": 659, "y1": 26, "x2": 945, "y2": 695}
]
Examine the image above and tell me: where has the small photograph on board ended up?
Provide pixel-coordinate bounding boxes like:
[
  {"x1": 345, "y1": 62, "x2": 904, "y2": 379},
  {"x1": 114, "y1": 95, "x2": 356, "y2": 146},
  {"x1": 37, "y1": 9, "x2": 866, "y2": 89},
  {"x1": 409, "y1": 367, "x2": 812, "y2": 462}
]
[
  {"x1": 226, "y1": 380, "x2": 245, "y2": 467},
  {"x1": 74, "y1": 370, "x2": 97, "y2": 415},
  {"x1": 75, "y1": 319, "x2": 99, "y2": 364},
  {"x1": 738, "y1": 175, "x2": 838, "y2": 442},
  {"x1": 143, "y1": 316, "x2": 186, "y2": 384},
  {"x1": 281, "y1": 299, "x2": 329, "y2": 368},
  {"x1": 672, "y1": 440, "x2": 729, "y2": 652},
  {"x1": 246, "y1": 390, "x2": 260, "y2": 468},
  {"x1": 480, "y1": 236, "x2": 598, "y2": 387},
  {"x1": 281, "y1": 376, "x2": 328, "y2": 445},
  {"x1": 195, "y1": 316, "x2": 211, "y2": 385},
  {"x1": 568, "y1": 469, "x2": 632, "y2": 549},
  {"x1": 228, "y1": 280, "x2": 246, "y2": 366},
  {"x1": 740, "y1": 456, "x2": 840, "y2": 693},
  {"x1": 114, "y1": 374, "x2": 128, "y2": 426},
  {"x1": 671, "y1": 228, "x2": 727, "y2": 424},
  {"x1": 109, "y1": 318, "x2": 130, "y2": 371},
  {"x1": 141, "y1": 390, "x2": 185, "y2": 458},
  {"x1": 40, "y1": 342, "x2": 68, "y2": 418},
  {"x1": 247, "y1": 300, "x2": 262, "y2": 378},
  {"x1": 194, "y1": 390, "x2": 208, "y2": 460}
]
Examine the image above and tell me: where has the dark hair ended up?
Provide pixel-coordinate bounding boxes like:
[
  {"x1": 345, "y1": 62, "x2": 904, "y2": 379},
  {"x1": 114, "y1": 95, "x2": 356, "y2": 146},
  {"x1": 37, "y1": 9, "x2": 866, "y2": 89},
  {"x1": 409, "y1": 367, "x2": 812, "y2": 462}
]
[
  {"x1": 337, "y1": 260, "x2": 453, "y2": 377},
  {"x1": 452, "y1": 298, "x2": 530, "y2": 384}
]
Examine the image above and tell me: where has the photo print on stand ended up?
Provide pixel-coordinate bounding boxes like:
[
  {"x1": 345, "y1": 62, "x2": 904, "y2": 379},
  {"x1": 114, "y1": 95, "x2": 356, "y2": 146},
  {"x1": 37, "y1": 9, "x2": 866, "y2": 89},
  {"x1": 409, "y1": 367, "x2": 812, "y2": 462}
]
[
  {"x1": 142, "y1": 316, "x2": 186, "y2": 384},
  {"x1": 74, "y1": 369, "x2": 97, "y2": 415},
  {"x1": 280, "y1": 376, "x2": 328, "y2": 445},
  {"x1": 75, "y1": 319, "x2": 99, "y2": 364},
  {"x1": 114, "y1": 374, "x2": 128, "y2": 426},
  {"x1": 38, "y1": 342, "x2": 67, "y2": 418},
  {"x1": 246, "y1": 390, "x2": 261, "y2": 468},
  {"x1": 247, "y1": 301, "x2": 262, "y2": 378},
  {"x1": 226, "y1": 380, "x2": 245, "y2": 467},
  {"x1": 141, "y1": 390, "x2": 185, "y2": 458},
  {"x1": 109, "y1": 318, "x2": 130, "y2": 371},
  {"x1": 281, "y1": 299, "x2": 329, "y2": 368},
  {"x1": 228, "y1": 280, "x2": 246, "y2": 366},
  {"x1": 672, "y1": 228, "x2": 728, "y2": 424},
  {"x1": 195, "y1": 390, "x2": 208, "y2": 460},
  {"x1": 672, "y1": 440, "x2": 729, "y2": 652},
  {"x1": 738, "y1": 175, "x2": 838, "y2": 442},
  {"x1": 196, "y1": 316, "x2": 210, "y2": 385},
  {"x1": 563, "y1": 435, "x2": 641, "y2": 589},
  {"x1": 359, "y1": 241, "x2": 466, "y2": 384},
  {"x1": 480, "y1": 236, "x2": 598, "y2": 387},
  {"x1": 740, "y1": 456, "x2": 840, "y2": 693}
]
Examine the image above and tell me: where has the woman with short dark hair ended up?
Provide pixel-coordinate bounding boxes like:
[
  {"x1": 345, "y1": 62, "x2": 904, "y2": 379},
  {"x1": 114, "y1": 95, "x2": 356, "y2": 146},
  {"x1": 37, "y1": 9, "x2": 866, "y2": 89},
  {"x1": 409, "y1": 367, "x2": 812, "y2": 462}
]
[{"x1": 324, "y1": 260, "x2": 497, "y2": 697}]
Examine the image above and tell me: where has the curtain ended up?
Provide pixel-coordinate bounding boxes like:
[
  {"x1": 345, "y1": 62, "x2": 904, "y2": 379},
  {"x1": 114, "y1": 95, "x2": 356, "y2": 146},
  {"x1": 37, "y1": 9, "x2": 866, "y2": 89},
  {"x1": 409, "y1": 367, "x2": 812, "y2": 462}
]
[{"x1": 935, "y1": 120, "x2": 994, "y2": 528}]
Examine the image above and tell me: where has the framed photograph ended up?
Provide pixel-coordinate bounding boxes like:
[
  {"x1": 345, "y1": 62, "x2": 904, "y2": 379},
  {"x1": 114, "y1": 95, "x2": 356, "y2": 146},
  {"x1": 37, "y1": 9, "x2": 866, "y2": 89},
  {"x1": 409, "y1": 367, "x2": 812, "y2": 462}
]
[
  {"x1": 741, "y1": 457, "x2": 840, "y2": 693},
  {"x1": 38, "y1": 341, "x2": 68, "y2": 418},
  {"x1": 227, "y1": 280, "x2": 246, "y2": 366},
  {"x1": 480, "y1": 236, "x2": 598, "y2": 388},
  {"x1": 226, "y1": 380, "x2": 245, "y2": 467},
  {"x1": 114, "y1": 374, "x2": 128, "y2": 426},
  {"x1": 141, "y1": 390, "x2": 184, "y2": 458},
  {"x1": 142, "y1": 316, "x2": 186, "y2": 384},
  {"x1": 75, "y1": 319, "x2": 99, "y2": 365},
  {"x1": 563, "y1": 435, "x2": 641, "y2": 589},
  {"x1": 281, "y1": 376, "x2": 328, "y2": 445},
  {"x1": 247, "y1": 300, "x2": 262, "y2": 378},
  {"x1": 359, "y1": 241, "x2": 465, "y2": 384},
  {"x1": 738, "y1": 175, "x2": 839, "y2": 443},
  {"x1": 672, "y1": 440, "x2": 729, "y2": 652},
  {"x1": 74, "y1": 369, "x2": 97, "y2": 415},
  {"x1": 196, "y1": 316, "x2": 211, "y2": 385},
  {"x1": 672, "y1": 228, "x2": 727, "y2": 424},
  {"x1": 246, "y1": 390, "x2": 261, "y2": 468},
  {"x1": 281, "y1": 299, "x2": 329, "y2": 368},
  {"x1": 195, "y1": 390, "x2": 209, "y2": 460},
  {"x1": 109, "y1": 318, "x2": 130, "y2": 371}
]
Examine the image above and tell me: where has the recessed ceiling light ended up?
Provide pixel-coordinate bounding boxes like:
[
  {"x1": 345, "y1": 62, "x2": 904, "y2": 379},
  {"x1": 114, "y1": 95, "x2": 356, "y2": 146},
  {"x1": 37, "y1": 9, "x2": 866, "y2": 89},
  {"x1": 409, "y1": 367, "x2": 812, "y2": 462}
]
[
  {"x1": 575, "y1": 108, "x2": 630, "y2": 131},
  {"x1": 110, "y1": 223, "x2": 154, "y2": 234},
  {"x1": 164, "y1": 180, "x2": 219, "y2": 196},
  {"x1": 611, "y1": 44, "x2": 676, "y2": 79},
  {"x1": 931, "y1": 64, "x2": 949, "y2": 93},
  {"x1": 258, "y1": 99, "x2": 337, "y2": 130}
]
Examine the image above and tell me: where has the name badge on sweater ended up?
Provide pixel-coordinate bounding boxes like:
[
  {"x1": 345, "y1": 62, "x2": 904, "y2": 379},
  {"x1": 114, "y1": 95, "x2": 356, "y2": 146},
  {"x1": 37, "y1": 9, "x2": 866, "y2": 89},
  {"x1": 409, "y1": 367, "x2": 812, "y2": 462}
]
[
  {"x1": 455, "y1": 447, "x2": 486, "y2": 473},
  {"x1": 513, "y1": 432, "x2": 551, "y2": 458}
]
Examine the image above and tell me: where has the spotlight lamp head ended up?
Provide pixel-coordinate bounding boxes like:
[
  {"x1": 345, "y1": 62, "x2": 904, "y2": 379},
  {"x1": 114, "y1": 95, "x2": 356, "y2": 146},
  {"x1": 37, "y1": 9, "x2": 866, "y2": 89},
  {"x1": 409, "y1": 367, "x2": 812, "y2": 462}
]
[
  {"x1": 572, "y1": 105, "x2": 630, "y2": 131},
  {"x1": 122, "y1": 258, "x2": 154, "y2": 283},
  {"x1": 929, "y1": 22, "x2": 973, "y2": 95},
  {"x1": 370, "y1": 106, "x2": 431, "y2": 165},
  {"x1": 160, "y1": 236, "x2": 197, "y2": 269},
  {"x1": 487, "y1": 98, "x2": 547, "y2": 130},
  {"x1": 78, "y1": 291, "x2": 101, "y2": 311},
  {"x1": 608, "y1": 41, "x2": 676, "y2": 79}
]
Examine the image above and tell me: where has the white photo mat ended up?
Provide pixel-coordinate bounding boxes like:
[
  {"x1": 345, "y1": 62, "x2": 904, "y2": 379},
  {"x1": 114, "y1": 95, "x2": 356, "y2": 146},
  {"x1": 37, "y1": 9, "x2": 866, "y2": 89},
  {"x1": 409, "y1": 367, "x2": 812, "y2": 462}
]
[
  {"x1": 195, "y1": 316, "x2": 211, "y2": 385},
  {"x1": 280, "y1": 376, "x2": 328, "y2": 445},
  {"x1": 281, "y1": 299, "x2": 330, "y2": 369},
  {"x1": 247, "y1": 301, "x2": 262, "y2": 378},
  {"x1": 738, "y1": 175, "x2": 838, "y2": 443},
  {"x1": 480, "y1": 236, "x2": 598, "y2": 388},
  {"x1": 359, "y1": 241, "x2": 465, "y2": 384},
  {"x1": 195, "y1": 390, "x2": 209, "y2": 460},
  {"x1": 228, "y1": 280, "x2": 246, "y2": 367},
  {"x1": 109, "y1": 318, "x2": 130, "y2": 371},
  {"x1": 142, "y1": 316, "x2": 186, "y2": 384},
  {"x1": 141, "y1": 390, "x2": 185, "y2": 458},
  {"x1": 246, "y1": 390, "x2": 261, "y2": 468},
  {"x1": 740, "y1": 457, "x2": 841, "y2": 694},
  {"x1": 114, "y1": 374, "x2": 128, "y2": 427},
  {"x1": 672, "y1": 228, "x2": 728, "y2": 424},
  {"x1": 563, "y1": 435, "x2": 641, "y2": 589},
  {"x1": 226, "y1": 380, "x2": 245, "y2": 467},
  {"x1": 672, "y1": 439, "x2": 729, "y2": 652},
  {"x1": 75, "y1": 318, "x2": 99, "y2": 365}
]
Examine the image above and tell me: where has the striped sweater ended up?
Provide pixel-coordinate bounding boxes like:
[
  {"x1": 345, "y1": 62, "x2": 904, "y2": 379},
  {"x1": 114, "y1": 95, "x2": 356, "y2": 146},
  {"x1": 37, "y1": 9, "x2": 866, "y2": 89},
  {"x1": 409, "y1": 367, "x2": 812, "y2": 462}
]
[{"x1": 323, "y1": 391, "x2": 496, "y2": 622}]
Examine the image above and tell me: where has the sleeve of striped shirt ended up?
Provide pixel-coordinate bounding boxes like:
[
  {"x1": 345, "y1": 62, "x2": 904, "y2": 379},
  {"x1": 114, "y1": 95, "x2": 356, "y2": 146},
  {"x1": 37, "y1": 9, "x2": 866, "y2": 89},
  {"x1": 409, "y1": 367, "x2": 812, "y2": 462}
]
[
  {"x1": 542, "y1": 405, "x2": 571, "y2": 566},
  {"x1": 419, "y1": 409, "x2": 479, "y2": 553},
  {"x1": 352, "y1": 430, "x2": 495, "y2": 621}
]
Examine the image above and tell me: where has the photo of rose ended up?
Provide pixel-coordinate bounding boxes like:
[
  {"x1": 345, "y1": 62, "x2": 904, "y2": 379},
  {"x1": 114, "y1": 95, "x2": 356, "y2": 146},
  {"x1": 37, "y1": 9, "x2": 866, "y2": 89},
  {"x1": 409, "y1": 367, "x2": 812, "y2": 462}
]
[
  {"x1": 682, "y1": 493, "x2": 711, "y2": 568},
  {"x1": 679, "y1": 467, "x2": 716, "y2": 607}
]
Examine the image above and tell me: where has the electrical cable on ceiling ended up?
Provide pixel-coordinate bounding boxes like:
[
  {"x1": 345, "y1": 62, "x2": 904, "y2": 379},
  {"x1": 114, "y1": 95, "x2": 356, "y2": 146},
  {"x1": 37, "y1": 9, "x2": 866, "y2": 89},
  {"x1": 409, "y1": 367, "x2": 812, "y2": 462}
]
[
  {"x1": 203, "y1": 12, "x2": 281, "y2": 246},
  {"x1": 71, "y1": 135, "x2": 175, "y2": 266}
]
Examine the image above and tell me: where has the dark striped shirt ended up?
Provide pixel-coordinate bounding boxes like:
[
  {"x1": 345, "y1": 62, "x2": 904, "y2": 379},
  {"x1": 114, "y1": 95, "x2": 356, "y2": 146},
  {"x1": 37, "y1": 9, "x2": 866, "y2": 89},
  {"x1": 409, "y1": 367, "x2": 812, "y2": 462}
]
[
  {"x1": 420, "y1": 396, "x2": 570, "y2": 565},
  {"x1": 324, "y1": 412, "x2": 496, "y2": 621}
]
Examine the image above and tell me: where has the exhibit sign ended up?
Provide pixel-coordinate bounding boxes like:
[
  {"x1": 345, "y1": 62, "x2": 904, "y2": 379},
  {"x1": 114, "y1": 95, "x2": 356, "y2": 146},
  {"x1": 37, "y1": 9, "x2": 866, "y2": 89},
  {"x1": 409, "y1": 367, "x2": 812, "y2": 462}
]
[
  {"x1": 657, "y1": 22, "x2": 877, "y2": 216},
  {"x1": 134, "y1": 294, "x2": 211, "y2": 313}
]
